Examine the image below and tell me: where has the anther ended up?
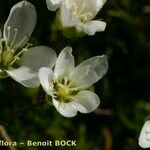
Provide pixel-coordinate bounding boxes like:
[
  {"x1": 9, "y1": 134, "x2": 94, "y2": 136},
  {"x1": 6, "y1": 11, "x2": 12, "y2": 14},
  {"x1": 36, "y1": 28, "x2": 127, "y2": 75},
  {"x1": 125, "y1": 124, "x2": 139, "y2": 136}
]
[
  {"x1": 25, "y1": 43, "x2": 33, "y2": 49},
  {"x1": 0, "y1": 38, "x2": 4, "y2": 53},
  {"x1": 14, "y1": 56, "x2": 20, "y2": 61},
  {"x1": 22, "y1": 48, "x2": 28, "y2": 52},
  {"x1": 5, "y1": 26, "x2": 11, "y2": 47},
  {"x1": 64, "y1": 77, "x2": 68, "y2": 86},
  {"x1": 7, "y1": 48, "x2": 15, "y2": 54},
  {"x1": 9, "y1": 47, "x2": 29, "y2": 66},
  {"x1": 13, "y1": 35, "x2": 28, "y2": 50},
  {"x1": 10, "y1": 28, "x2": 18, "y2": 48}
]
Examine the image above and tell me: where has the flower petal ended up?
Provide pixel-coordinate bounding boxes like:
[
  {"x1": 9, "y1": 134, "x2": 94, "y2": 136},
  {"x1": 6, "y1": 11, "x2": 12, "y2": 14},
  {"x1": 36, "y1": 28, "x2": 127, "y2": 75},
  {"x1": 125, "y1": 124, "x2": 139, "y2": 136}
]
[
  {"x1": 61, "y1": 0, "x2": 106, "y2": 27},
  {"x1": 46, "y1": 0, "x2": 62, "y2": 11},
  {"x1": 6, "y1": 66, "x2": 39, "y2": 87},
  {"x1": 52, "y1": 99, "x2": 77, "y2": 117},
  {"x1": 54, "y1": 46, "x2": 74, "y2": 80},
  {"x1": 69, "y1": 55, "x2": 108, "y2": 90},
  {"x1": 77, "y1": 20, "x2": 106, "y2": 35},
  {"x1": 139, "y1": 121, "x2": 150, "y2": 148},
  {"x1": 73, "y1": 0, "x2": 106, "y2": 21},
  {"x1": 61, "y1": 0, "x2": 80, "y2": 27},
  {"x1": 38, "y1": 67, "x2": 54, "y2": 96},
  {"x1": 20, "y1": 46, "x2": 57, "y2": 72},
  {"x1": 72, "y1": 90, "x2": 100, "y2": 113},
  {"x1": 95, "y1": 0, "x2": 107, "y2": 16},
  {"x1": 4, "y1": 1, "x2": 37, "y2": 48},
  {"x1": 6, "y1": 46, "x2": 56, "y2": 87}
]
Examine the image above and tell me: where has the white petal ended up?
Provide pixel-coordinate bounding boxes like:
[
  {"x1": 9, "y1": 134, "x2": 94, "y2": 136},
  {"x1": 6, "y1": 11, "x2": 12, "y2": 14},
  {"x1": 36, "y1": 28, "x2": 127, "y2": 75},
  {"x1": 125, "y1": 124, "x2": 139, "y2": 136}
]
[
  {"x1": 52, "y1": 99, "x2": 77, "y2": 117},
  {"x1": 4, "y1": 1, "x2": 37, "y2": 48},
  {"x1": 73, "y1": 0, "x2": 106, "y2": 21},
  {"x1": 61, "y1": 0, "x2": 80, "y2": 27},
  {"x1": 96, "y1": 0, "x2": 107, "y2": 14},
  {"x1": 38, "y1": 67, "x2": 54, "y2": 96},
  {"x1": 46, "y1": 0, "x2": 62, "y2": 11},
  {"x1": 77, "y1": 20, "x2": 106, "y2": 35},
  {"x1": 96, "y1": 55, "x2": 108, "y2": 78},
  {"x1": 6, "y1": 66, "x2": 39, "y2": 87},
  {"x1": 69, "y1": 55, "x2": 108, "y2": 90},
  {"x1": 72, "y1": 90, "x2": 100, "y2": 113},
  {"x1": 139, "y1": 121, "x2": 150, "y2": 148},
  {"x1": 62, "y1": 0, "x2": 106, "y2": 24},
  {"x1": 20, "y1": 46, "x2": 57, "y2": 72},
  {"x1": 54, "y1": 46, "x2": 74, "y2": 80}
]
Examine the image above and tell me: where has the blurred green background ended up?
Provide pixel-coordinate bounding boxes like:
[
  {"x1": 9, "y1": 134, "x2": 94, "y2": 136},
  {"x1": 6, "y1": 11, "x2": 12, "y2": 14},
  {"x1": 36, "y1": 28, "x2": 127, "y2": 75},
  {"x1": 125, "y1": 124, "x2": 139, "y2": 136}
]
[{"x1": 0, "y1": 0, "x2": 149, "y2": 149}]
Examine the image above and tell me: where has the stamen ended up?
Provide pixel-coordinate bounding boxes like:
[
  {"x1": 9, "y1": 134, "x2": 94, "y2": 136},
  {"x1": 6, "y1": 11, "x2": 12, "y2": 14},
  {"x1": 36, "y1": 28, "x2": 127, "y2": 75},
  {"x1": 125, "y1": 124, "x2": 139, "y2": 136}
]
[
  {"x1": 52, "y1": 76, "x2": 79, "y2": 103},
  {"x1": 0, "y1": 38, "x2": 4, "y2": 54},
  {"x1": 9, "y1": 47, "x2": 29, "y2": 66},
  {"x1": 64, "y1": 76, "x2": 68, "y2": 86},
  {"x1": 5, "y1": 26, "x2": 11, "y2": 47},
  {"x1": 25, "y1": 43, "x2": 33, "y2": 49},
  {"x1": 12, "y1": 34, "x2": 29, "y2": 50},
  {"x1": 69, "y1": 87, "x2": 78, "y2": 91},
  {"x1": 57, "y1": 83, "x2": 64, "y2": 88},
  {"x1": 79, "y1": 12, "x2": 93, "y2": 22},
  {"x1": 7, "y1": 47, "x2": 15, "y2": 54},
  {"x1": 9, "y1": 28, "x2": 18, "y2": 49},
  {"x1": 5, "y1": 26, "x2": 30, "y2": 51},
  {"x1": 52, "y1": 92, "x2": 58, "y2": 99}
]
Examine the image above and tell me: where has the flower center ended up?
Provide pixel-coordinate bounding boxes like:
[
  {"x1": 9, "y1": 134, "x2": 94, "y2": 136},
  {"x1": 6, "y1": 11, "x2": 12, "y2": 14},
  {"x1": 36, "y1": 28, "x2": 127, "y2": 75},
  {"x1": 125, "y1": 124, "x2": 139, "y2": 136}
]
[
  {"x1": 1, "y1": 50, "x2": 14, "y2": 66},
  {"x1": 57, "y1": 85, "x2": 71, "y2": 100},
  {"x1": 53, "y1": 78, "x2": 78, "y2": 103},
  {"x1": 0, "y1": 26, "x2": 31, "y2": 78}
]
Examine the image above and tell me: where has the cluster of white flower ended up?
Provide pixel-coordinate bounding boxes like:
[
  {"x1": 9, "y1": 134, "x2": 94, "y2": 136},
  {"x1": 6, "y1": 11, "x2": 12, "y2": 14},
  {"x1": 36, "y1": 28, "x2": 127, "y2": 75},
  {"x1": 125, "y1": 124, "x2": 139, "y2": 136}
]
[{"x1": 0, "y1": 0, "x2": 108, "y2": 118}]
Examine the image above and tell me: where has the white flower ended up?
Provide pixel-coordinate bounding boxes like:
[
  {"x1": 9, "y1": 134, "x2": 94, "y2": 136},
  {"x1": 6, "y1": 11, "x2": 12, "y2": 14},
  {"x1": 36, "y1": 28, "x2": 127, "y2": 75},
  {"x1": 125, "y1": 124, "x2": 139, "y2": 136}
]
[
  {"x1": 60, "y1": 0, "x2": 106, "y2": 35},
  {"x1": 139, "y1": 121, "x2": 150, "y2": 148},
  {"x1": 0, "y1": 1, "x2": 57, "y2": 87},
  {"x1": 46, "y1": 0, "x2": 106, "y2": 36},
  {"x1": 38, "y1": 46, "x2": 108, "y2": 117}
]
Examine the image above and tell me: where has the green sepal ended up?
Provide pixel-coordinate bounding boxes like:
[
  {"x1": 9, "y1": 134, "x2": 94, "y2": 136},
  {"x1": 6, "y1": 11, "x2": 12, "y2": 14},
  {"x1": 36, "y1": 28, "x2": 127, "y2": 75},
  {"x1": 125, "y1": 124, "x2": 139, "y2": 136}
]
[{"x1": 62, "y1": 27, "x2": 85, "y2": 39}]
